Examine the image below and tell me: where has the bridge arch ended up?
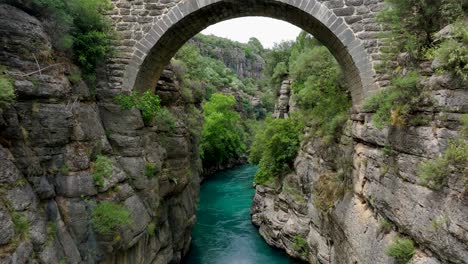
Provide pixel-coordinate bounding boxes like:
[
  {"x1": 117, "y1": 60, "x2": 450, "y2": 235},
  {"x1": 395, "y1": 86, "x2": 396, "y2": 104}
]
[{"x1": 122, "y1": 0, "x2": 379, "y2": 105}]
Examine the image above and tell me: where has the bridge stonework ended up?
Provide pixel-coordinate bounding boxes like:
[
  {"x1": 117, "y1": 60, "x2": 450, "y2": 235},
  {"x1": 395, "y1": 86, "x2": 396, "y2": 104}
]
[{"x1": 107, "y1": 0, "x2": 385, "y2": 105}]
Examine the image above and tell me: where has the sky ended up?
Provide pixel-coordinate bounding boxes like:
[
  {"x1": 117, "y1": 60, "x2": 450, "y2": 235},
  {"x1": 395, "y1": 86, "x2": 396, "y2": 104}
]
[{"x1": 201, "y1": 17, "x2": 302, "y2": 49}]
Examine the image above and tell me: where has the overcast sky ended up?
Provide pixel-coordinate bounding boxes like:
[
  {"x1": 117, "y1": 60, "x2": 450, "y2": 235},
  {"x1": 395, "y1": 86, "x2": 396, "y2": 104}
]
[{"x1": 201, "y1": 17, "x2": 302, "y2": 48}]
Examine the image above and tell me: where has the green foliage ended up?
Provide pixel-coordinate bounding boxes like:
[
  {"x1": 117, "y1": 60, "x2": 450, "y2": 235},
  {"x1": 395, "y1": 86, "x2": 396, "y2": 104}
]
[
  {"x1": 263, "y1": 40, "x2": 294, "y2": 86},
  {"x1": 155, "y1": 108, "x2": 177, "y2": 131},
  {"x1": 418, "y1": 139, "x2": 468, "y2": 190},
  {"x1": 288, "y1": 32, "x2": 351, "y2": 142},
  {"x1": 145, "y1": 163, "x2": 158, "y2": 178},
  {"x1": 386, "y1": 237, "x2": 416, "y2": 263},
  {"x1": 0, "y1": 69, "x2": 15, "y2": 111},
  {"x1": 427, "y1": 19, "x2": 468, "y2": 80},
  {"x1": 460, "y1": 114, "x2": 468, "y2": 137},
  {"x1": 200, "y1": 93, "x2": 246, "y2": 167},
  {"x1": 363, "y1": 71, "x2": 420, "y2": 128},
  {"x1": 147, "y1": 223, "x2": 156, "y2": 236},
  {"x1": 91, "y1": 155, "x2": 113, "y2": 187},
  {"x1": 378, "y1": 218, "x2": 393, "y2": 234},
  {"x1": 60, "y1": 164, "x2": 70, "y2": 175},
  {"x1": 91, "y1": 201, "x2": 131, "y2": 236},
  {"x1": 11, "y1": 212, "x2": 29, "y2": 238},
  {"x1": 378, "y1": 0, "x2": 465, "y2": 60},
  {"x1": 115, "y1": 91, "x2": 162, "y2": 125},
  {"x1": 31, "y1": 0, "x2": 113, "y2": 76},
  {"x1": 249, "y1": 115, "x2": 304, "y2": 185},
  {"x1": 292, "y1": 235, "x2": 309, "y2": 257}
]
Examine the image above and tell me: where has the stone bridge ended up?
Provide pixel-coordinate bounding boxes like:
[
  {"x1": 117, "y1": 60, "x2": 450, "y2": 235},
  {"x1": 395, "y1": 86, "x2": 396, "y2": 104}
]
[{"x1": 107, "y1": 0, "x2": 385, "y2": 105}]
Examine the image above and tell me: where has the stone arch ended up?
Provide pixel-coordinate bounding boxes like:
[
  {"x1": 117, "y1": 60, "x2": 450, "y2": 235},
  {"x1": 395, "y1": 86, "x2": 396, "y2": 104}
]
[{"x1": 123, "y1": 0, "x2": 378, "y2": 105}]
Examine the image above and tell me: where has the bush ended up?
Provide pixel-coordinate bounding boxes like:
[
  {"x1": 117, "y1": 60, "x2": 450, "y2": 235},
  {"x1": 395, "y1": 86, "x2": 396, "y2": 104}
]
[
  {"x1": 378, "y1": 218, "x2": 393, "y2": 234},
  {"x1": 115, "y1": 91, "x2": 162, "y2": 125},
  {"x1": 418, "y1": 139, "x2": 468, "y2": 190},
  {"x1": 426, "y1": 19, "x2": 468, "y2": 80},
  {"x1": 386, "y1": 237, "x2": 416, "y2": 263},
  {"x1": 145, "y1": 163, "x2": 158, "y2": 178},
  {"x1": 249, "y1": 115, "x2": 304, "y2": 185},
  {"x1": 292, "y1": 235, "x2": 309, "y2": 257},
  {"x1": 0, "y1": 73, "x2": 15, "y2": 111},
  {"x1": 288, "y1": 33, "x2": 351, "y2": 141},
  {"x1": 200, "y1": 93, "x2": 246, "y2": 167},
  {"x1": 155, "y1": 108, "x2": 176, "y2": 131},
  {"x1": 91, "y1": 155, "x2": 113, "y2": 187},
  {"x1": 147, "y1": 223, "x2": 156, "y2": 236},
  {"x1": 377, "y1": 0, "x2": 465, "y2": 60},
  {"x1": 91, "y1": 201, "x2": 131, "y2": 236},
  {"x1": 31, "y1": 0, "x2": 113, "y2": 76},
  {"x1": 11, "y1": 212, "x2": 29, "y2": 238},
  {"x1": 363, "y1": 71, "x2": 420, "y2": 128}
]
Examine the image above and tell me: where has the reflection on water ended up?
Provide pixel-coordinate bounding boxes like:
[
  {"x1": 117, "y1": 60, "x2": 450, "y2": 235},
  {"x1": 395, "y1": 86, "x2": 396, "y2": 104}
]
[{"x1": 182, "y1": 165, "x2": 301, "y2": 264}]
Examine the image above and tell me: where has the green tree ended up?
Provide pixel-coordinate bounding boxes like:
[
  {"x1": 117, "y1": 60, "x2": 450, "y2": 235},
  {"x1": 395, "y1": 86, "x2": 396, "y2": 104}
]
[
  {"x1": 25, "y1": 0, "x2": 113, "y2": 79},
  {"x1": 249, "y1": 115, "x2": 304, "y2": 185},
  {"x1": 378, "y1": 0, "x2": 465, "y2": 60},
  {"x1": 200, "y1": 93, "x2": 246, "y2": 167}
]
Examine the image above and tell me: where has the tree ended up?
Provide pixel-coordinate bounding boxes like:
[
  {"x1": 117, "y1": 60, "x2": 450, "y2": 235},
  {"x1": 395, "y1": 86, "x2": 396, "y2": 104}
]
[{"x1": 201, "y1": 93, "x2": 246, "y2": 167}]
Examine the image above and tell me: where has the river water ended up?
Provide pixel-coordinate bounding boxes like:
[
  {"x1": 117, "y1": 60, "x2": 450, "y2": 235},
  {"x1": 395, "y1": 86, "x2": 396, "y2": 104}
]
[{"x1": 182, "y1": 165, "x2": 299, "y2": 264}]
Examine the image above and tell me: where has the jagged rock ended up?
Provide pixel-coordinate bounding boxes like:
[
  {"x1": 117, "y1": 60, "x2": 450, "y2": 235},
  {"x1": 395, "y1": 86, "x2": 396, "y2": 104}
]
[
  {"x1": 55, "y1": 172, "x2": 98, "y2": 197},
  {"x1": 0, "y1": 206, "x2": 14, "y2": 245}
]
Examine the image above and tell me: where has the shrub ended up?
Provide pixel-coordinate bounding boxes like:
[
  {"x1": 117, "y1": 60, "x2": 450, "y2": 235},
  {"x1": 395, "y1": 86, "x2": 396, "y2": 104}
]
[
  {"x1": 115, "y1": 91, "x2": 162, "y2": 125},
  {"x1": 11, "y1": 212, "x2": 29, "y2": 238},
  {"x1": 378, "y1": 218, "x2": 393, "y2": 234},
  {"x1": 147, "y1": 223, "x2": 156, "y2": 236},
  {"x1": 461, "y1": 114, "x2": 468, "y2": 137},
  {"x1": 427, "y1": 19, "x2": 468, "y2": 80},
  {"x1": 155, "y1": 108, "x2": 176, "y2": 131},
  {"x1": 0, "y1": 72, "x2": 15, "y2": 111},
  {"x1": 288, "y1": 33, "x2": 351, "y2": 141},
  {"x1": 363, "y1": 71, "x2": 420, "y2": 128},
  {"x1": 91, "y1": 155, "x2": 113, "y2": 187},
  {"x1": 418, "y1": 139, "x2": 468, "y2": 190},
  {"x1": 250, "y1": 115, "x2": 304, "y2": 185},
  {"x1": 91, "y1": 201, "x2": 131, "y2": 236},
  {"x1": 377, "y1": 0, "x2": 464, "y2": 60},
  {"x1": 31, "y1": 0, "x2": 113, "y2": 76},
  {"x1": 386, "y1": 237, "x2": 416, "y2": 263},
  {"x1": 145, "y1": 163, "x2": 158, "y2": 178},
  {"x1": 292, "y1": 235, "x2": 309, "y2": 257}
]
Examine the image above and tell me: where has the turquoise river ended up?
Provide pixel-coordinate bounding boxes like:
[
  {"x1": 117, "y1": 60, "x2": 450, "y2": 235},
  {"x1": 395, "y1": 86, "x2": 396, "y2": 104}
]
[{"x1": 182, "y1": 165, "x2": 301, "y2": 264}]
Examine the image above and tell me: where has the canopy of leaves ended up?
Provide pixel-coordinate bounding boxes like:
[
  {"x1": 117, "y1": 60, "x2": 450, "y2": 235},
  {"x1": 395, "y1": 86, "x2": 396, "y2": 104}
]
[
  {"x1": 378, "y1": 0, "x2": 465, "y2": 60},
  {"x1": 249, "y1": 115, "x2": 304, "y2": 185},
  {"x1": 288, "y1": 32, "x2": 351, "y2": 142},
  {"x1": 26, "y1": 0, "x2": 113, "y2": 76},
  {"x1": 200, "y1": 93, "x2": 246, "y2": 167}
]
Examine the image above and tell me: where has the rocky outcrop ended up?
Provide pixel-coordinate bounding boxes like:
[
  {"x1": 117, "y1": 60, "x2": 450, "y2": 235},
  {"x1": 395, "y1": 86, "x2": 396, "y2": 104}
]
[
  {"x1": 273, "y1": 79, "x2": 293, "y2": 119},
  {"x1": 190, "y1": 37, "x2": 265, "y2": 80},
  {"x1": 0, "y1": 4, "x2": 201, "y2": 263},
  {"x1": 251, "y1": 66, "x2": 468, "y2": 262}
]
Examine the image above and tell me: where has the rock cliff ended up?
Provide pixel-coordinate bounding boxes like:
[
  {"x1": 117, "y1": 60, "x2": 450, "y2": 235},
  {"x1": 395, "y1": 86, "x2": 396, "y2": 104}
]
[
  {"x1": 0, "y1": 4, "x2": 201, "y2": 263},
  {"x1": 190, "y1": 36, "x2": 265, "y2": 80},
  {"x1": 251, "y1": 58, "x2": 468, "y2": 263}
]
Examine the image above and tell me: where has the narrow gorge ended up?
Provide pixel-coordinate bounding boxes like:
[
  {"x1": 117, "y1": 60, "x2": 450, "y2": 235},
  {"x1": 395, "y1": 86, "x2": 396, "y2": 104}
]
[{"x1": 0, "y1": 0, "x2": 467, "y2": 264}]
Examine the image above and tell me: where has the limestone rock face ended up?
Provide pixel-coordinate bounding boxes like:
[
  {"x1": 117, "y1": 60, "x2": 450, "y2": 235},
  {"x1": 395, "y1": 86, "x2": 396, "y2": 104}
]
[
  {"x1": 251, "y1": 71, "x2": 468, "y2": 263},
  {"x1": 190, "y1": 38, "x2": 265, "y2": 79},
  {"x1": 0, "y1": 4, "x2": 201, "y2": 263}
]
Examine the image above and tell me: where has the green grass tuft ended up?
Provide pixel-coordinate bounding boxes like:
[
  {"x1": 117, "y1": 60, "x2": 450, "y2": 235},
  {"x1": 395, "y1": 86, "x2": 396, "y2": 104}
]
[{"x1": 91, "y1": 201, "x2": 131, "y2": 236}]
